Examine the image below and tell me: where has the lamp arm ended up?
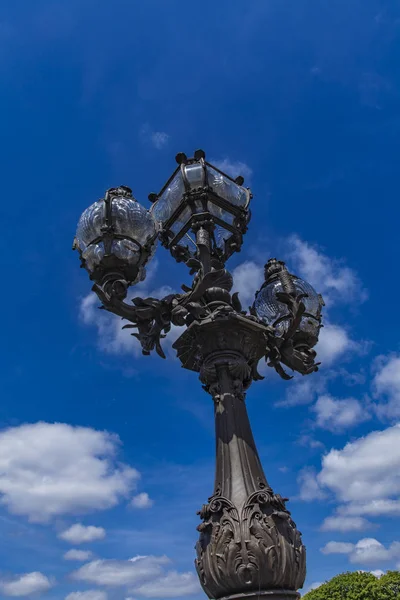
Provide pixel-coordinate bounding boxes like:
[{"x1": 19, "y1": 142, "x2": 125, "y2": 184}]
[{"x1": 91, "y1": 264, "x2": 236, "y2": 358}]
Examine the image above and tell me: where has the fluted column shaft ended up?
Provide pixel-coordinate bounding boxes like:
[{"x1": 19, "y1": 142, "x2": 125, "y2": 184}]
[
  {"x1": 213, "y1": 360, "x2": 269, "y2": 511},
  {"x1": 196, "y1": 346, "x2": 305, "y2": 600}
]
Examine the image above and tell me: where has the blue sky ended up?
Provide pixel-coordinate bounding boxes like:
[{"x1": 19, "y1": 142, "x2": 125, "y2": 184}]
[{"x1": 1, "y1": 0, "x2": 400, "y2": 598}]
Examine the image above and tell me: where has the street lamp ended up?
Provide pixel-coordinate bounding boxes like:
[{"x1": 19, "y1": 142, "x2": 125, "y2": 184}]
[{"x1": 73, "y1": 150, "x2": 324, "y2": 600}]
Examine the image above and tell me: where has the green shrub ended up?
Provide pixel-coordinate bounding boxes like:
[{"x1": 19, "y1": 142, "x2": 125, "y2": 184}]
[{"x1": 302, "y1": 570, "x2": 400, "y2": 600}]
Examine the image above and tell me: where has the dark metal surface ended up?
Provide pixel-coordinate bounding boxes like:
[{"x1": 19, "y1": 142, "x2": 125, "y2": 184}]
[
  {"x1": 218, "y1": 592, "x2": 300, "y2": 600},
  {"x1": 74, "y1": 151, "x2": 325, "y2": 600},
  {"x1": 173, "y1": 304, "x2": 306, "y2": 598}
]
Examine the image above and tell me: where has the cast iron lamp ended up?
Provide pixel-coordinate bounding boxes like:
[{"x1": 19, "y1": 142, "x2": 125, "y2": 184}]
[{"x1": 73, "y1": 150, "x2": 324, "y2": 600}]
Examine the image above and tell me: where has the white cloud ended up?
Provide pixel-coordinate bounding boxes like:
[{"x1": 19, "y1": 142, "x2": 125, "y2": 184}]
[
  {"x1": 303, "y1": 425, "x2": 400, "y2": 521},
  {"x1": 312, "y1": 394, "x2": 370, "y2": 432},
  {"x1": 316, "y1": 323, "x2": 366, "y2": 366},
  {"x1": 278, "y1": 372, "x2": 327, "y2": 407},
  {"x1": 371, "y1": 570, "x2": 385, "y2": 578},
  {"x1": 133, "y1": 571, "x2": 200, "y2": 598},
  {"x1": 320, "y1": 516, "x2": 372, "y2": 532},
  {"x1": 210, "y1": 158, "x2": 252, "y2": 182},
  {"x1": 130, "y1": 493, "x2": 154, "y2": 509},
  {"x1": 321, "y1": 538, "x2": 400, "y2": 565},
  {"x1": 286, "y1": 236, "x2": 367, "y2": 307},
  {"x1": 64, "y1": 549, "x2": 94, "y2": 561},
  {"x1": 232, "y1": 261, "x2": 264, "y2": 309},
  {"x1": 66, "y1": 592, "x2": 107, "y2": 600},
  {"x1": 304, "y1": 581, "x2": 324, "y2": 593},
  {"x1": 339, "y1": 499, "x2": 400, "y2": 517},
  {"x1": 60, "y1": 524, "x2": 106, "y2": 545},
  {"x1": 318, "y1": 425, "x2": 400, "y2": 505},
  {"x1": 297, "y1": 467, "x2": 326, "y2": 501},
  {"x1": 321, "y1": 541, "x2": 355, "y2": 555},
  {"x1": 0, "y1": 572, "x2": 52, "y2": 597},
  {"x1": 0, "y1": 422, "x2": 139, "y2": 522},
  {"x1": 80, "y1": 293, "x2": 142, "y2": 356},
  {"x1": 72, "y1": 556, "x2": 200, "y2": 597},
  {"x1": 372, "y1": 355, "x2": 400, "y2": 419},
  {"x1": 72, "y1": 556, "x2": 170, "y2": 587}
]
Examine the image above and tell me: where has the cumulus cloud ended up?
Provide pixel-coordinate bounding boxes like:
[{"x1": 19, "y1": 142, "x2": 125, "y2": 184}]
[
  {"x1": 130, "y1": 493, "x2": 154, "y2": 509},
  {"x1": 60, "y1": 524, "x2": 106, "y2": 544},
  {"x1": 297, "y1": 467, "x2": 326, "y2": 501},
  {"x1": 133, "y1": 571, "x2": 200, "y2": 598},
  {"x1": 0, "y1": 572, "x2": 52, "y2": 597},
  {"x1": 279, "y1": 372, "x2": 328, "y2": 407},
  {"x1": 71, "y1": 556, "x2": 200, "y2": 598},
  {"x1": 299, "y1": 424, "x2": 400, "y2": 524},
  {"x1": 64, "y1": 549, "x2": 94, "y2": 561},
  {"x1": 80, "y1": 293, "x2": 142, "y2": 356},
  {"x1": 66, "y1": 592, "x2": 107, "y2": 600},
  {"x1": 321, "y1": 541, "x2": 355, "y2": 555},
  {"x1": 339, "y1": 499, "x2": 400, "y2": 517},
  {"x1": 320, "y1": 516, "x2": 372, "y2": 532},
  {"x1": 72, "y1": 556, "x2": 170, "y2": 587},
  {"x1": 321, "y1": 538, "x2": 400, "y2": 565},
  {"x1": 0, "y1": 422, "x2": 139, "y2": 522},
  {"x1": 318, "y1": 425, "x2": 400, "y2": 506},
  {"x1": 312, "y1": 394, "x2": 370, "y2": 432},
  {"x1": 286, "y1": 236, "x2": 367, "y2": 307},
  {"x1": 372, "y1": 354, "x2": 400, "y2": 419},
  {"x1": 210, "y1": 158, "x2": 252, "y2": 182},
  {"x1": 232, "y1": 261, "x2": 264, "y2": 309},
  {"x1": 316, "y1": 323, "x2": 367, "y2": 366}
]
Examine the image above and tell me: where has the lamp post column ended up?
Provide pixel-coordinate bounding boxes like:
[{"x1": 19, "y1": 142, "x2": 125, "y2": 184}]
[{"x1": 174, "y1": 317, "x2": 306, "y2": 600}]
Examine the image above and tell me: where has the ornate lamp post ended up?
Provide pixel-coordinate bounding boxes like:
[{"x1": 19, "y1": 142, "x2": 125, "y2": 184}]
[{"x1": 73, "y1": 150, "x2": 324, "y2": 600}]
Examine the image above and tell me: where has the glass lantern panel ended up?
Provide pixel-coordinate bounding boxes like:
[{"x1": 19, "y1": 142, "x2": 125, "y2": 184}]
[
  {"x1": 169, "y1": 206, "x2": 192, "y2": 236},
  {"x1": 193, "y1": 199, "x2": 205, "y2": 214},
  {"x1": 151, "y1": 170, "x2": 185, "y2": 224},
  {"x1": 209, "y1": 202, "x2": 235, "y2": 225},
  {"x1": 111, "y1": 239, "x2": 141, "y2": 265},
  {"x1": 294, "y1": 278, "x2": 321, "y2": 316},
  {"x1": 274, "y1": 319, "x2": 290, "y2": 338},
  {"x1": 184, "y1": 163, "x2": 205, "y2": 189},
  {"x1": 254, "y1": 280, "x2": 290, "y2": 326},
  {"x1": 82, "y1": 242, "x2": 105, "y2": 272},
  {"x1": 76, "y1": 200, "x2": 105, "y2": 250},
  {"x1": 111, "y1": 196, "x2": 157, "y2": 246},
  {"x1": 214, "y1": 225, "x2": 233, "y2": 250},
  {"x1": 206, "y1": 167, "x2": 248, "y2": 208}
]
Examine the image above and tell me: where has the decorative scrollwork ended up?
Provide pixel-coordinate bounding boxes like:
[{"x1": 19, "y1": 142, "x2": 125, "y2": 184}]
[
  {"x1": 196, "y1": 487, "x2": 306, "y2": 598},
  {"x1": 265, "y1": 290, "x2": 323, "y2": 380},
  {"x1": 92, "y1": 263, "x2": 238, "y2": 358}
]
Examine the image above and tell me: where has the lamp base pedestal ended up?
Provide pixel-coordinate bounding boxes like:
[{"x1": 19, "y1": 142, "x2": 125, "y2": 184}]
[{"x1": 217, "y1": 591, "x2": 300, "y2": 600}]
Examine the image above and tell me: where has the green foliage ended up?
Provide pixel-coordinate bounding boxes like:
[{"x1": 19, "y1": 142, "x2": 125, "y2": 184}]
[
  {"x1": 378, "y1": 571, "x2": 400, "y2": 598},
  {"x1": 302, "y1": 570, "x2": 400, "y2": 600}
]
